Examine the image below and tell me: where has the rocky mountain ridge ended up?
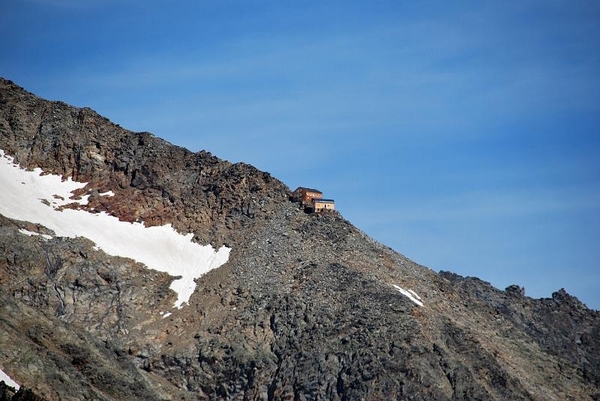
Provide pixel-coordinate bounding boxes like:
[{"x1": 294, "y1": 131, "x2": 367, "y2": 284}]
[{"x1": 0, "y1": 77, "x2": 598, "y2": 400}]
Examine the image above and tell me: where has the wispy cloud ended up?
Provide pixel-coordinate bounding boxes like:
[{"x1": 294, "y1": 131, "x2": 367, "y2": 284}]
[
  {"x1": 348, "y1": 186, "x2": 600, "y2": 226},
  {"x1": 20, "y1": 0, "x2": 127, "y2": 9},
  {"x1": 58, "y1": 5, "x2": 599, "y2": 154}
]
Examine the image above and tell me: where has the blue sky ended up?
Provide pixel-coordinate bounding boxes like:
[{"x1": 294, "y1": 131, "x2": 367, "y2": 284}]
[{"x1": 2, "y1": 0, "x2": 599, "y2": 309}]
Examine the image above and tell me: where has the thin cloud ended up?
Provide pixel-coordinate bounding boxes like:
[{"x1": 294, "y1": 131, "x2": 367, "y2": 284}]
[
  {"x1": 21, "y1": 0, "x2": 108, "y2": 9},
  {"x1": 358, "y1": 187, "x2": 600, "y2": 225}
]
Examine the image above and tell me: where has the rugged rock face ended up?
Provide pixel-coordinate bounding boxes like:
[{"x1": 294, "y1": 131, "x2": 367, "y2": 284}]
[{"x1": 0, "y1": 77, "x2": 599, "y2": 400}]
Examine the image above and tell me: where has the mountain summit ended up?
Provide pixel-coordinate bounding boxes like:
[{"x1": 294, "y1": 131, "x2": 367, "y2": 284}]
[{"x1": 0, "y1": 77, "x2": 598, "y2": 400}]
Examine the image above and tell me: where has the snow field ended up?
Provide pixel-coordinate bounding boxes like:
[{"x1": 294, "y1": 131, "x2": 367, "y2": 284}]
[{"x1": 0, "y1": 150, "x2": 231, "y2": 309}]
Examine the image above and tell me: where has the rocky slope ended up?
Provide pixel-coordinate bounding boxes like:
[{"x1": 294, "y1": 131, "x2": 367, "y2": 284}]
[{"x1": 0, "y1": 77, "x2": 598, "y2": 400}]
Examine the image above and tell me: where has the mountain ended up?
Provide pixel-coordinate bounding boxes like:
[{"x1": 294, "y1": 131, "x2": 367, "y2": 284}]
[{"x1": 0, "y1": 77, "x2": 598, "y2": 401}]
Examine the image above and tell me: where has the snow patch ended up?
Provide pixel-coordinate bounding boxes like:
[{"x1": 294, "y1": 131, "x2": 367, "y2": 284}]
[
  {"x1": 99, "y1": 190, "x2": 115, "y2": 197},
  {"x1": 0, "y1": 367, "x2": 20, "y2": 390},
  {"x1": 393, "y1": 284, "x2": 424, "y2": 307},
  {"x1": 18, "y1": 228, "x2": 53, "y2": 240},
  {"x1": 407, "y1": 289, "x2": 422, "y2": 301},
  {"x1": 0, "y1": 150, "x2": 231, "y2": 309}
]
